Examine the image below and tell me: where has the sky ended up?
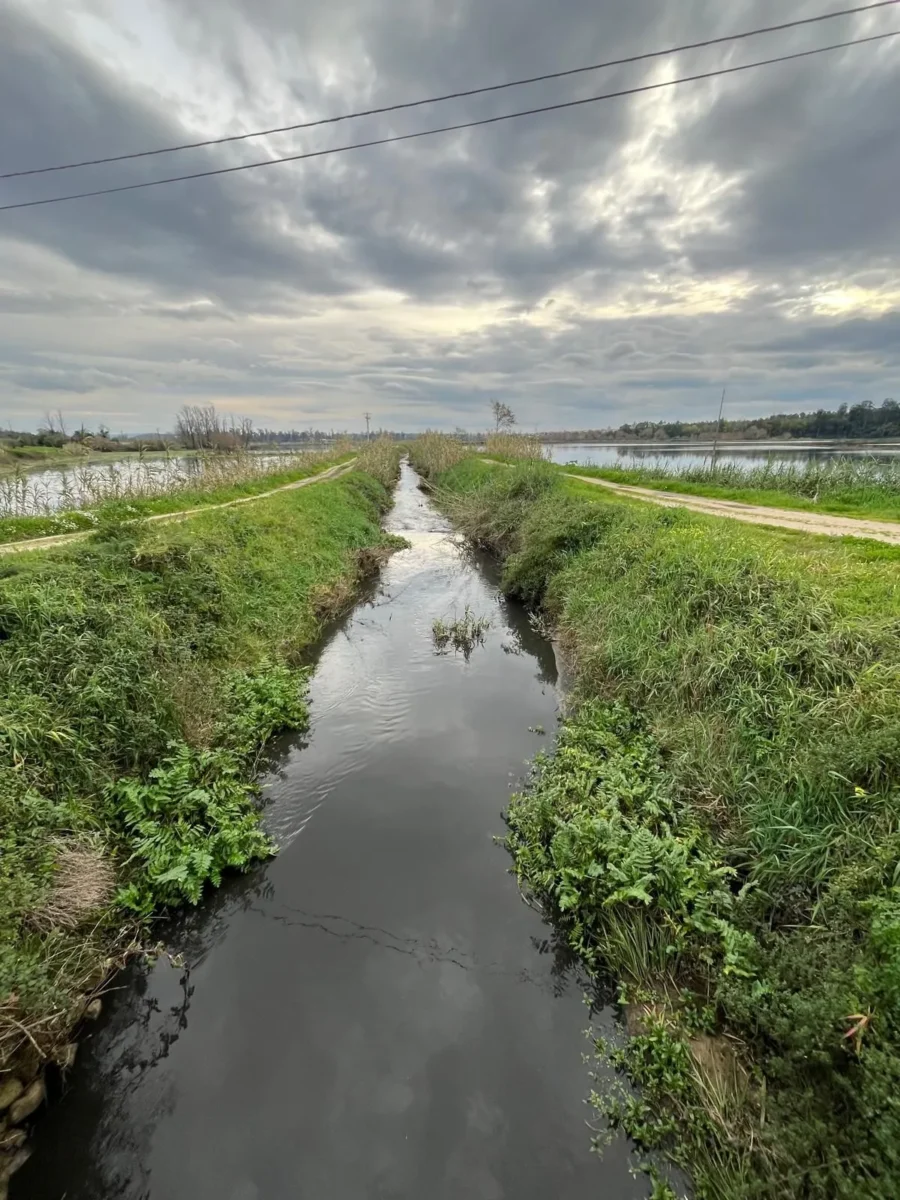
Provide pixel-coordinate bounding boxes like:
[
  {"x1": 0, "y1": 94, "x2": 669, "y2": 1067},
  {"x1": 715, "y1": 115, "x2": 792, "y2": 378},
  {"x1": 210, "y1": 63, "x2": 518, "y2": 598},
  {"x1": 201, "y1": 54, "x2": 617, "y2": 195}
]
[{"x1": 1, "y1": 0, "x2": 898, "y2": 434}]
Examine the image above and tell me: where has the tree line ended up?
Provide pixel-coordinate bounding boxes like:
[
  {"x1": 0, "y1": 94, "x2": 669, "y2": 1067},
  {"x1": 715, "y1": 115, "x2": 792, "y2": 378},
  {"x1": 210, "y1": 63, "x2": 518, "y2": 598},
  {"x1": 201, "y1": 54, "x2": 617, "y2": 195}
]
[
  {"x1": 4, "y1": 398, "x2": 899, "y2": 451},
  {"x1": 541, "y1": 398, "x2": 900, "y2": 443}
]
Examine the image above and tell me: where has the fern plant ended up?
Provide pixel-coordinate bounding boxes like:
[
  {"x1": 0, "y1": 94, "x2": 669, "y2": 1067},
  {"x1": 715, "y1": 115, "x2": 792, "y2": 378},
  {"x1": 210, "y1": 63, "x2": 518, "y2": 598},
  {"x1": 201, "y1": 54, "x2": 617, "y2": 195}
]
[
  {"x1": 108, "y1": 744, "x2": 272, "y2": 917},
  {"x1": 217, "y1": 661, "x2": 310, "y2": 761}
]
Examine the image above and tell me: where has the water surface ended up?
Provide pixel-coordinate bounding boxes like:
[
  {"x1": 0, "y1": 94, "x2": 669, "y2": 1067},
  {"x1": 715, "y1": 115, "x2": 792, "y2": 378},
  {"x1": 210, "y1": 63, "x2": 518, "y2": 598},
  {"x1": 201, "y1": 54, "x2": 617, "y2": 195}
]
[
  {"x1": 0, "y1": 452, "x2": 321, "y2": 516},
  {"x1": 544, "y1": 440, "x2": 900, "y2": 470},
  {"x1": 15, "y1": 464, "x2": 644, "y2": 1200}
]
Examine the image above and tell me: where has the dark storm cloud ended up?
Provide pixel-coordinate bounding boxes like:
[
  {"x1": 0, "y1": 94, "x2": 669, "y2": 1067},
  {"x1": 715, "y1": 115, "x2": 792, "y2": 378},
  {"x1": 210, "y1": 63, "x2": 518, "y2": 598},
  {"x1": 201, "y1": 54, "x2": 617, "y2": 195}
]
[
  {"x1": 675, "y1": 39, "x2": 900, "y2": 275},
  {"x1": 0, "y1": 4, "x2": 358, "y2": 306},
  {"x1": 0, "y1": 0, "x2": 898, "y2": 428}
]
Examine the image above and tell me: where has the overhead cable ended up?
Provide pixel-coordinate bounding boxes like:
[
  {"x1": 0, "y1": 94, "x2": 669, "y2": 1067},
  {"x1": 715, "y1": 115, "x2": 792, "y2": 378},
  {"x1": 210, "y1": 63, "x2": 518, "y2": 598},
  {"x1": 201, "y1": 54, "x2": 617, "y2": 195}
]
[
  {"x1": 1, "y1": 0, "x2": 897, "y2": 181},
  {"x1": 1, "y1": 29, "x2": 896, "y2": 213}
]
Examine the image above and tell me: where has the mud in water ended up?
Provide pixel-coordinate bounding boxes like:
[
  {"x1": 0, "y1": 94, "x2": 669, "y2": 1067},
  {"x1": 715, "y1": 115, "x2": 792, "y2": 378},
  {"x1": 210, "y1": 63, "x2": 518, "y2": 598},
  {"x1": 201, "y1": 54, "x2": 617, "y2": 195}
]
[{"x1": 15, "y1": 464, "x2": 647, "y2": 1200}]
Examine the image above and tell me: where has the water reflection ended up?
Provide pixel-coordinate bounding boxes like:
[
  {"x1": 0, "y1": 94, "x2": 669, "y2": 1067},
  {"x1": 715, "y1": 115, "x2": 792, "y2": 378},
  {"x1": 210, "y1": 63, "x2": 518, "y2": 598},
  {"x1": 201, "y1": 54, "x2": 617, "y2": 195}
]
[
  {"x1": 0, "y1": 452, "x2": 321, "y2": 516},
  {"x1": 546, "y1": 441, "x2": 900, "y2": 470}
]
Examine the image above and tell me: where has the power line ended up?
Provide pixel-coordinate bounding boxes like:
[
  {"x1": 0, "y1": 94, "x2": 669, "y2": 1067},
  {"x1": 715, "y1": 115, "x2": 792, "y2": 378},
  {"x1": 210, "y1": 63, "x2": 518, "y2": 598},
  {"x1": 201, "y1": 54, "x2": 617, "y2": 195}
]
[
  {"x1": 1, "y1": 0, "x2": 896, "y2": 182},
  {"x1": 1, "y1": 29, "x2": 896, "y2": 214}
]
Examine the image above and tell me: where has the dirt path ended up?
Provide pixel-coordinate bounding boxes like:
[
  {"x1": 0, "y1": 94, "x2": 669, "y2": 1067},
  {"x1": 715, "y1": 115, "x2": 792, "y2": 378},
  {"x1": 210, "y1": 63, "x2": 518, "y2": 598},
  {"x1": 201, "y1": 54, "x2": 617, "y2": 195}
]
[
  {"x1": 565, "y1": 472, "x2": 900, "y2": 545},
  {"x1": 0, "y1": 460, "x2": 355, "y2": 557}
]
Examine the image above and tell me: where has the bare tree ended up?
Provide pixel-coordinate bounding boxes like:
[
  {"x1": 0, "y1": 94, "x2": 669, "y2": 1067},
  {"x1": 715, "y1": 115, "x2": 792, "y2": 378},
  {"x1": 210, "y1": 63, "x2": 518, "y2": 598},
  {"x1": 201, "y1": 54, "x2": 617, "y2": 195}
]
[
  {"x1": 175, "y1": 406, "x2": 198, "y2": 449},
  {"x1": 198, "y1": 405, "x2": 220, "y2": 447},
  {"x1": 176, "y1": 404, "x2": 227, "y2": 450},
  {"x1": 490, "y1": 400, "x2": 516, "y2": 433}
]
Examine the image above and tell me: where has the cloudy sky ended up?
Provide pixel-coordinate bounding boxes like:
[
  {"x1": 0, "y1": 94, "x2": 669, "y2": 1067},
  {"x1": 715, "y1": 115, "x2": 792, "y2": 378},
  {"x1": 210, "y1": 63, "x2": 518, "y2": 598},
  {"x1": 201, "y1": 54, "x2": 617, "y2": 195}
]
[{"x1": 1, "y1": 0, "x2": 898, "y2": 434}]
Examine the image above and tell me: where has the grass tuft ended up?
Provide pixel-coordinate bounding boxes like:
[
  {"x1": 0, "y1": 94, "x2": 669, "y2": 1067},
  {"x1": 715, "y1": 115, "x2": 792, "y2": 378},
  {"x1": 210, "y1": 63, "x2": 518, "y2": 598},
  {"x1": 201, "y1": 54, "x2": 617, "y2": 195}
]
[
  {"x1": 352, "y1": 437, "x2": 403, "y2": 489},
  {"x1": 407, "y1": 433, "x2": 472, "y2": 478},
  {"x1": 432, "y1": 606, "x2": 491, "y2": 658}
]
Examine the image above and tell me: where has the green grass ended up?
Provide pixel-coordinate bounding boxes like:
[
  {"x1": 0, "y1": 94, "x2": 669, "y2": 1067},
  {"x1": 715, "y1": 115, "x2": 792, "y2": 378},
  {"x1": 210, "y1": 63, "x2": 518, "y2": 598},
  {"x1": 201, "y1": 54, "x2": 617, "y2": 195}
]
[
  {"x1": 0, "y1": 444, "x2": 89, "y2": 468},
  {"x1": 425, "y1": 454, "x2": 900, "y2": 1199},
  {"x1": 0, "y1": 458, "x2": 400, "y2": 1075},
  {"x1": 0, "y1": 453, "x2": 353, "y2": 546},
  {"x1": 548, "y1": 457, "x2": 900, "y2": 523}
]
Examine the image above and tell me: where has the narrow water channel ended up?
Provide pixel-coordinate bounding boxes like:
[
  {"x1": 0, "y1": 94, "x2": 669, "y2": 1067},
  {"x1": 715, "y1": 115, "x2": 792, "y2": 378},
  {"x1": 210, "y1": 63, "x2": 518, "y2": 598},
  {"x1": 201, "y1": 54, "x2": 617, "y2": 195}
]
[{"x1": 15, "y1": 464, "x2": 646, "y2": 1200}]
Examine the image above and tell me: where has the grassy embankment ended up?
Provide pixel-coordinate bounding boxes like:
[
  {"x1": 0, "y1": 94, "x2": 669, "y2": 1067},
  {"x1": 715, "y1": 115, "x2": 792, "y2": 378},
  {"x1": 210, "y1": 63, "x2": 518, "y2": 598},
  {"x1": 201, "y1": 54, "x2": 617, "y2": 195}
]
[
  {"x1": 410, "y1": 435, "x2": 900, "y2": 1200},
  {"x1": 0, "y1": 445, "x2": 88, "y2": 472},
  {"x1": 0, "y1": 441, "x2": 402, "y2": 1158},
  {"x1": 0, "y1": 443, "x2": 186, "y2": 478},
  {"x1": 541, "y1": 456, "x2": 900, "y2": 523},
  {"x1": 0, "y1": 450, "x2": 354, "y2": 546}
]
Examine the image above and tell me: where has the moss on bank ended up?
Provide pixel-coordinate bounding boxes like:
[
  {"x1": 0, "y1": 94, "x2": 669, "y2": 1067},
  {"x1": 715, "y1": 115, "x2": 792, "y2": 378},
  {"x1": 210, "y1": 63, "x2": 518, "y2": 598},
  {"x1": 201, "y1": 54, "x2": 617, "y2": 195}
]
[
  {"x1": 414, "y1": 448, "x2": 900, "y2": 1199},
  {"x1": 0, "y1": 463, "x2": 400, "y2": 1118}
]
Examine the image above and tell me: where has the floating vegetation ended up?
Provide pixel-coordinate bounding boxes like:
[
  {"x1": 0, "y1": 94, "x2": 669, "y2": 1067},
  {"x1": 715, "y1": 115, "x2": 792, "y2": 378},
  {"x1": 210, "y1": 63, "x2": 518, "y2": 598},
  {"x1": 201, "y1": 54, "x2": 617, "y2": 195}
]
[{"x1": 431, "y1": 606, "x2": 491, "y2": 659}]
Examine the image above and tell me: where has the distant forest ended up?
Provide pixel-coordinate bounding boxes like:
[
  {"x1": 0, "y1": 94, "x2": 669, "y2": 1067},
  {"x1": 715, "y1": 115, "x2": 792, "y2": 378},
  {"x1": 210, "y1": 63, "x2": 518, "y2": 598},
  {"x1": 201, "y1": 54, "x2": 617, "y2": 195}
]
[{"x1": 542, "y1": 398, "x2": 900, "y2": 443}]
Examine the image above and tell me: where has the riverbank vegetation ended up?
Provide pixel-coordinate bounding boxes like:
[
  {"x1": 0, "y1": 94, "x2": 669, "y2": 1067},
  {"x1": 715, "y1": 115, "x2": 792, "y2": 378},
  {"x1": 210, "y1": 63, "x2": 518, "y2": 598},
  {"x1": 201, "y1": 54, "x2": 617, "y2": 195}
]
[
  {"x1": 0, "y1": 451, "x2": 401, "y2": 1145},
  {"x1": 483, "y1": 432, "x2": 548, "y2": 461},
  {"x1": 410, "y1": 440, "x2": 900, "y2": 1199},
  {"x1": 560, "y1": 455, "x2": 900, "y2": 523}
]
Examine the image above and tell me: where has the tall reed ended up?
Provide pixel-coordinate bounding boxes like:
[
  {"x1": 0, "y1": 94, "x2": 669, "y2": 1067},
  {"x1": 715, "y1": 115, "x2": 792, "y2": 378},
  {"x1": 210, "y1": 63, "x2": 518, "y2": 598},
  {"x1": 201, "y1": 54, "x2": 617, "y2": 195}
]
[
  {"x1": 407, "y1": 433, "x2": 472, "y2": 478},
  {"x1": 0, "y1": 450, "x2": 323, "y2": 518},
  {"x1": 606, "y1": 454, "x2": 900, "y2": 508}
]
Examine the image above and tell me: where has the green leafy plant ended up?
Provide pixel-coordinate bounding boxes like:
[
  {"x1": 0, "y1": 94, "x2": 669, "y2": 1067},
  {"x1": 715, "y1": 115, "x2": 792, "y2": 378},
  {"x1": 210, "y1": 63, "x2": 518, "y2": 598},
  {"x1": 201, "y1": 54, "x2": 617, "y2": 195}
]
[
  {"x1": 506, "y1": 701, "x2": 747, "y2": 984},
  {"x1": 218, "y1": 662, "x2": 310, "y2": 761},
  {"x1": 109, "y1": 744, "x2": 272, "y2": 917}
]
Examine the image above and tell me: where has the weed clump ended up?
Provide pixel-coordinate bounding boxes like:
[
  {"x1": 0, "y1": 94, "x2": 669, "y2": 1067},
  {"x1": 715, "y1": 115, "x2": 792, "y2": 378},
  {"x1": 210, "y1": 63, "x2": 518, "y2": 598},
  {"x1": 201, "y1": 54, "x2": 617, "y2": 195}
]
[
  {"x1": 432, "y1": 606, "x2": 491, "y2": 659},
  {"x1": 352, "y1": 437, "x2": 403, "y2": 489},
  {"x1": 484, "y1": 432, "x2": 548, "y2": 461},
  {"x1": 507, "y1": 701, "x2": 748, "y2": 985}
]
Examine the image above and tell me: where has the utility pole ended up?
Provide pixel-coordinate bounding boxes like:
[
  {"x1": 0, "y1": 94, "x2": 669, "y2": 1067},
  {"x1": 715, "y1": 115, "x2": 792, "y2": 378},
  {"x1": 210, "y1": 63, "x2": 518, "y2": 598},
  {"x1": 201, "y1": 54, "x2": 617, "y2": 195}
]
[
  {"x1": 711, "y1": 387, "x2": 726, "y2": 469},
  {"x1": 364, "y1": 412, "x2": 372, "y2": 441}
]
